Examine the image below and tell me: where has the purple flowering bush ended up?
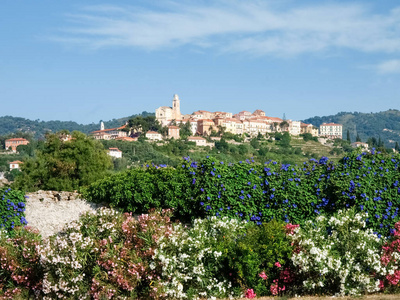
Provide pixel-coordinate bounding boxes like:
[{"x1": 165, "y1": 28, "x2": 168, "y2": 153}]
[
  {"x1": 0, "y1": 188, "x2": 28, "y2": 236},
  {"x1": 85, "y1": 149, "x2": 400, "y2": 236}
]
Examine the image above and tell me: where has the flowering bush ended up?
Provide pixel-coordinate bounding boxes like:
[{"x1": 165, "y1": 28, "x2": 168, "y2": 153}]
[
  {"x1": 90, "y1": 208, "x2": 173, "y2": 299},
  {"x1": 0, "y1": 188, "x2": 27, "y2": 235},
  {"x1": 85, "y1": 150, "x2": 400, "y2": 236},
  {"x1": 154, "y1": 216, "x2": 246, "y2": 299},
  {"x1": 380, "y1": 221, "x2": 400, "y2": 292},
  {"x1": 223, "y1": 220, "x2": 295, "y2": 296},
  {"x1": 290, "y1": 208, "x2": 386, "y2": 296},
  {"x1": 39, "y1": 207, "x2": 173, "y2": 299},
  {"x1": 0, "y1": 226, "x2": 43, "y2": 299}
]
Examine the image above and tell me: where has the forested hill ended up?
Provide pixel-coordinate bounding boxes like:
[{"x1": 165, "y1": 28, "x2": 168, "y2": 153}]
[
  {"x1": 303, "y1": 109, "x2": 400, "y2": 147},
  {"x1": 0, "y1": 112, "x2": 154, "y2": 138}
]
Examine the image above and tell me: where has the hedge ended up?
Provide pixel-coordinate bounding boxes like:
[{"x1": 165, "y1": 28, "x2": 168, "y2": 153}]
[{"x1": 83, "y1": 149, "x2": 400, "y2": 236}]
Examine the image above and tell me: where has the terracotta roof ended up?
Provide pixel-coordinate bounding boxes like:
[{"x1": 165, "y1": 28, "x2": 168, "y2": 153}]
[
  {"x1": 9, "y1": 160, "x2": 23, "y2": 164},
  {"x1": 115, "y1": 137, "x2": 137, "y2": 141},
  {"x1": 91, "y1": 124, "x2": 126, "y2": 134},
  {"x1": 188, "y1": 136, "x2": 206, "y2": 140},
  {"x1": 146, "y1": 131, "x2": 160, "y2": 134},
  {"x1": 168, "y1": 126, "x2": 180, "y2": 129},
  {"x1": 198, "y1": 119, "x2": 214, "y2": 123},
  {"x1": 321, "y1": 123, "x2": 342, "y2": 126},
  {"x1": 264, "y1": 117, "x2": 283, "y2": 122},
  {"x1": 6, "y1": 138, "x2": 29, "y2": 142},
  {"x1": 109, "y1": 148, "x2": 122, "y2": 152}
]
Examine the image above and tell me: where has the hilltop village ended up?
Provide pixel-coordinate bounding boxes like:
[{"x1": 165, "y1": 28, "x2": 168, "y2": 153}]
[{"x1": 89, "y1": 94, "x2": 343, "y2": 145}]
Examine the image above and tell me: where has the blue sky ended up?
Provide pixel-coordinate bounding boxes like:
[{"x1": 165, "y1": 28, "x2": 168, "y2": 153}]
[{"x1": 1, "y1": 1, "x2": 400, "y2": 124}]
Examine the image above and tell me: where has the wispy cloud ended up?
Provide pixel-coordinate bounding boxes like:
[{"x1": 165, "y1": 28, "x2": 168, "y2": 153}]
[
  {"x1": 51, "y1": 1, "x2": 400, "y2": 56},
  {"x1": 376, "y1": 59, "x2": 400, "y2": 74}
]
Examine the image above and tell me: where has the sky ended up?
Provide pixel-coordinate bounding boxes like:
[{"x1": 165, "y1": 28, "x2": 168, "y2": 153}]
[{"x1": 1, "y1": 0, "x2": 400, "y2": 124}]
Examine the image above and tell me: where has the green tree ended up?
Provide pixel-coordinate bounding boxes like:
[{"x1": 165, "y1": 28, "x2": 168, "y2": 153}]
[
  {"x1": 127, "y1": 116, "x2": 162, "y2": 134},
  {"x1": 347, "y1": 130, "x2": 351, "y2": 142},
  {"x1": 250, "y1": 138, "x2": 260, "y2": 149},
  {"x1": 395, "y1": 142, "x2": 400, "y2": 152},
  {"x1": 356, "y1": 133, "x2": 361, "y2": 142},
  {"x1": 14, "y1": 131, "x2": 112, "y2": 191},
  {"x1": 279, "y1": 132, "x2": 291, "y2": 148},
  {"x1": 179, "y1": 122, "x2": 192, "y2": 139}
]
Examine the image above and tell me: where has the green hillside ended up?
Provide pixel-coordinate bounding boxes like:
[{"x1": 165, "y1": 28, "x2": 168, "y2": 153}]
[
  {"x1": 0, "y1": 112, "x2": 154, "y2": 138},
  {"x1": 303, "y1": 109, "x2": 400, "y2": 147}
]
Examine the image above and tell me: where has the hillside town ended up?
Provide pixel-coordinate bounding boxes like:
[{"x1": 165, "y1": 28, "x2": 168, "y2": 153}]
[{"x1": 86, "y1": 94, "x2": 343, "y2": 144}]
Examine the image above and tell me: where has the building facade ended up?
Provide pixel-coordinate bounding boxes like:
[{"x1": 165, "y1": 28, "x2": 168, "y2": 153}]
[
  {"x1": 319, "y1": 123, "x2": 343, "y2": 139},
  {"x1": 155, "y1": 94, "x2": 182, "y2": 126},
  {"x1": 9, "y1": 160, "x2": 23, "y2": 171},
  {"x1": 145, "y1": 131, "x2": 163, "y2": 141},
  {"x1": 5, "y1": 138, "x2": 29, "y2": 152},
  {"x1": 168, "y1": 126, "x2": 180, "y2": 139},
  {"x1": 108, "y1": 148, "x2": 122, "y2": 158}
]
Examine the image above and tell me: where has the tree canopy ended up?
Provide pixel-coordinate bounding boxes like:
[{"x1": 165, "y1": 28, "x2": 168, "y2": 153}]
[{"x1": 14, "y1": 131, "x2": 112, "y2": 191}]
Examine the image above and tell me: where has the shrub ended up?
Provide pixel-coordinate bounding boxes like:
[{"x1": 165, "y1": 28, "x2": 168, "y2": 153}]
[
  {"x1": 154, "y1": 216, "x2": 246, "y2": 299},
  {"x1": 0, "y1": 226, "x2": 43, "y2": 299},
  {"x1": 290, "y1": 208, "x2": 385, "y2": 296},
  {"x1": 84, "y1": 150, "x2": 400, "y2": 236},
  {"x1": 223, "y1": 220, "x2": 296, "y2": 296},
  {"x1": 380, "y1": 221, "x2": 400, "y2": 293},
  {"x1": 0, "y1": 188, "x2": 27, "y2": 235},
  {"x1": 40, "y1": 208, "x2": 173, "y2": 299},
  {"x1": 14, "y1": 131, "x2": 112, "y2": 192}
]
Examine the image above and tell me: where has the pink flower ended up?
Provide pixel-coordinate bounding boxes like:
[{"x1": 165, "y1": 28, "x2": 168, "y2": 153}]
[
  {"x1": 259, "y1": 271, "x2": 268, "y2": 280},
  {"x1": 285, "y1": 223, "x2": 300, "y2": 235},
  {"x1": 275, "y1": 261, "x2": 282, "y2": 268},
  {"x1": 270, "y1": 279, "x2": 285, "y2": 296},
  {"x1": 379, "y1": 279, "x2": 385, "y2": 290},
  {"x1": 245, "y1": 288, "x2": 256, "y2": 299}
]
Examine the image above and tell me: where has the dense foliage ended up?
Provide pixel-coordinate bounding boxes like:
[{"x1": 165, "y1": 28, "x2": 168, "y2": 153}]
[
  {"x1": 303, "y1": 109, "x2": 400, "y2": 147},
  {"x1": 84, "y1": 149, "x2": 400, "y2": 236},
  {"x1": 0, "y1": 112, "x2": 154, "y2": 138},
  {"x1": 4, "y1": 208, "x2": 400, "y2": 298},
  {"x1": 14, "y1": 131, "x2": 112, "y2": 192},
  {"x1": 291, "y1": 209, "x2": 384, "y2": 296}
]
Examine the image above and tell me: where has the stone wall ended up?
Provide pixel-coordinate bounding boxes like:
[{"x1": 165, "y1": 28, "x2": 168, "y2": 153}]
[{"x1": 27, "y1": 190, "x2": 81, "y2": 202}]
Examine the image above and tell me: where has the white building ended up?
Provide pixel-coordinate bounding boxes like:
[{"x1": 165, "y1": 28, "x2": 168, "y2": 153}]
[
  {"x1": 9, "y1": 161, "x2": 23, "y2": 171},
  {"x1": 319, "y1": 123, "x2": 343, "y2": 139},
  {"x1": 288, "y1": 120, "x2": 301, "y2": 136},
  {"x1": 155, "y1": 94, "x2": 182, "y2": 126},
  {"x1": 145, "y1": 131, "x2": 163, "y2": 141},
  {"x1": 108, "y1": 148, "x2": 122, "y2": 158},
  {"x1": 351, "y1": 142, "x2": 369, "y2": 149}
]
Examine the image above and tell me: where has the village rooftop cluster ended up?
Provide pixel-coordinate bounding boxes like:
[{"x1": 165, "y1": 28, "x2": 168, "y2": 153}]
[
  {"x1": 91, "y1": 94, "x2": 343, "y2": 145},
  {"x1": 3, "y1": 94, "x2": 357, "y2": 162}
]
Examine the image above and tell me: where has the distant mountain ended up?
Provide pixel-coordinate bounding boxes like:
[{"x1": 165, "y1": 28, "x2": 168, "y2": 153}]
[
  {"x1": 0, "y1": 111, "x2": 154, "y2": 138},
  {"x1": 303, "y1": 109, "x2": 400, "y2": 147}
]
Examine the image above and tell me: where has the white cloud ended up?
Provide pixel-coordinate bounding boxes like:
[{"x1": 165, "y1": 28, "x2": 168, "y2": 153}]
[
  {"x1": 376, "y1": 59, "x2": 400, "y2": 74},
  {"x1": 51, "y1": 1, "x2": 400, "y2": 56}
]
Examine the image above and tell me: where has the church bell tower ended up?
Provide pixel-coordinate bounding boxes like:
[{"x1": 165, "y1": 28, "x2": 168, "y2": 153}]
[{"x1": 172, "y1": 94, "x2": 181, "y2": 120}]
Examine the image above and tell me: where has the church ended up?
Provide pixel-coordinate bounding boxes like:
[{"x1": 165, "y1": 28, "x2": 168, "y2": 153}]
[{"x1": 155, "y1": 94, "x2": 182, "y2": 126}]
